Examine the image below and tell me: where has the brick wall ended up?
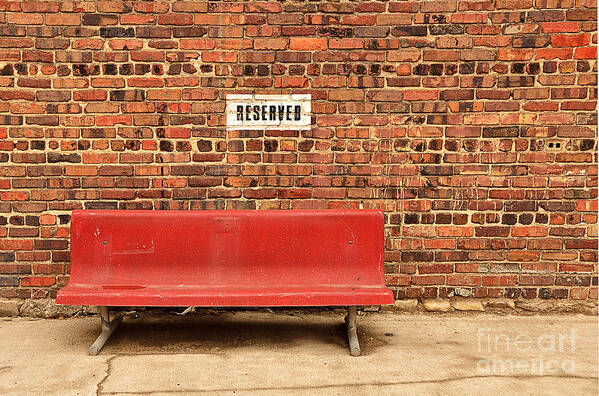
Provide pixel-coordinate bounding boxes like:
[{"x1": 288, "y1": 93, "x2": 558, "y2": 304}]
[{"x1": 0, "y1": 1, "x2": 597, "y2": 302}]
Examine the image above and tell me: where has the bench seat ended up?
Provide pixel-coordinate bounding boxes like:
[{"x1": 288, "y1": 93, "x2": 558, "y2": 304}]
[{"x1": 57, "y1": 284, "x2": 393, "y2": 307}]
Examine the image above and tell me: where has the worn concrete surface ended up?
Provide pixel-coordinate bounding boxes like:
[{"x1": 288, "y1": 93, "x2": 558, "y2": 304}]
[{"x1": 0, "y1": 310, "x2": 597, "y2": 395}]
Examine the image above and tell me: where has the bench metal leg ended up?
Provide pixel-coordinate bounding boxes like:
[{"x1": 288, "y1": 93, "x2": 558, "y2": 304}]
[
  {"x1": 88, "y1": 306, "x2": 122, "y2": 356},
  {"x1": 345, "y1": 306, "x2": 361, "y2": 356}
]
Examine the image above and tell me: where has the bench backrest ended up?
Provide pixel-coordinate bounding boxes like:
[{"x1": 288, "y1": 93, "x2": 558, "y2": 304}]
[{"x1": 70, "y1": 210, "x2": 385, "y2": 288}]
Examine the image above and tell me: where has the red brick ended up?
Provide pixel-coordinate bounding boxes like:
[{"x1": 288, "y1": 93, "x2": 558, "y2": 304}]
[
  {"x1": 574, "y1": 47, "x2": 597, "y2": 59},
  {"x1": 387, "y1": 50, "x2": 420, "y2": 62},
  {"x1": 329, "y1": 39, "x2": 364, "y2": 49},
  {"x1": 194, "y1": 14, "x2": 231, "y2": 25},
  {"x1": 96, "y1": 115, "x2": 132, "y2": 126},
  {"x1": 274, "y1": 77, "x2": 309, "y2": 88},
  {"x1": 0, "y1": 3, "x2": 593, "y2": 303},
  {"x1": 535, "y1": 48, "x2": 573, "y2": 60},
  {"x1": 21, "y1": 276, "x2": 56, "y2": 287},
  {"x1": 202, "y1": 52, "x2": 237, "y2": 62},
  {"x1": 551, "y1": 34, "x2": 590, "y2": 47},
  {"x1": 180, "y1": 39, "x2": 215, "y2": 50},
  {"x1": 7, "y1": 13, "x2": 43, "y2": 25},
  {"x1": 108, "y1": 39, "x2": 143, "y2": 50},
  {"x1": 497, "y1": 48, "x2": 534, "y2": 60},
  {"x1": 45, "y1": 14, "x2": 81, "y2": 26},
  {"x1": 158, "y1": 14, "x2": 193, "y2": 25},
  {"x1": 404, "y1": 90, "x2": 439, "y2": 101},
  {"x1": 447, "y1": 275, "x2": 481, "y2": 286},
  {"x1": 289, "y1": 38, "x2": 327, "y2": 51},
  {"x1": 254, "y1": 39, "x2": 288, "y2": 50},
  {"x1": 541, "y1": 22, "x2": 580, "y2": 33},
  {"x1": 73, "y1": 90, "x2": 107, "y2": 101}
]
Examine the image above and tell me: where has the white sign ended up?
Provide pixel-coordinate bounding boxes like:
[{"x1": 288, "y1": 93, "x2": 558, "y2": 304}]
[{"x1": 226, "y1": 94, "x2": 311, "y2": 130}]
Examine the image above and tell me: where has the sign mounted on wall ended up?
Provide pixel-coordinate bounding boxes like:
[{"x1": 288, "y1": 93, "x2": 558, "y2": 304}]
[{"x1": 226, "y1": 94, "x2": 311, "y2": 131}]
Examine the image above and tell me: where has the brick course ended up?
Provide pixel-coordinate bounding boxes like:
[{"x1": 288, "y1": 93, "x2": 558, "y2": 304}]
[{"x1": 0, "y1": 1, "x2": 597, "y2": 302}]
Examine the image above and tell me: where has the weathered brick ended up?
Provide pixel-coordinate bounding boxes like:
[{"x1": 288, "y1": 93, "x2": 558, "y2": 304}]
[
  {"x1": 100, "y1": 27, "x2": 135, "y2": 38},
  {"x1": 109, "y1": 90, "x2": 146, "y2": 102},
  {"x1": 0, "y1": 1, "x2": 593, "y2": 303}
]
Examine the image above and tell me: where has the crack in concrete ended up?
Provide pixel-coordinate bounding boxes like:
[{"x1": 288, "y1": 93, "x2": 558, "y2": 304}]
[
  {"x1": 96, "y1": 355, "x2": 117, "y2": 396},
  {"x1": 100, "y1": 373, "x2": 599, "y2": 394}
]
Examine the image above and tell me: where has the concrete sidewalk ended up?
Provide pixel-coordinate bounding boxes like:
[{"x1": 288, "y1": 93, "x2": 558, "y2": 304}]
[{"x1": 0, "y1": 311, "x2": 597, "y2": 395}]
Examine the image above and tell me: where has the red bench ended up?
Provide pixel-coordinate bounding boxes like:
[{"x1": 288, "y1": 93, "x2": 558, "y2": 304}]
[{"x1": 57, "y1": 210, "x2": 393, "y2": 355}]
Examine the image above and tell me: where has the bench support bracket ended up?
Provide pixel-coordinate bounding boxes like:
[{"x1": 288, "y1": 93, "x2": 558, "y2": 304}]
[
  {"x1": 345, "y1": 306, "x2": 361, "y2": 356},
  {"x1": 88, "y1": 306, "x2": 122, "y2": 356}
]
